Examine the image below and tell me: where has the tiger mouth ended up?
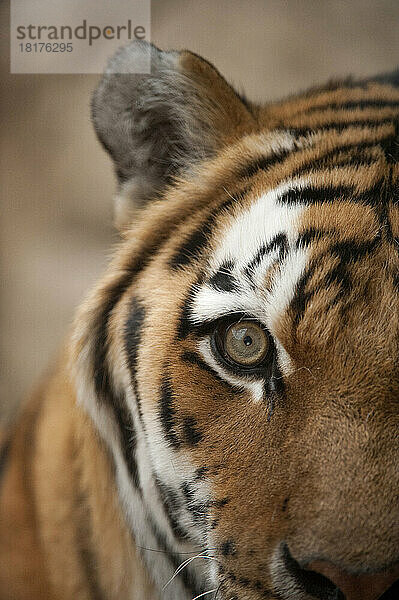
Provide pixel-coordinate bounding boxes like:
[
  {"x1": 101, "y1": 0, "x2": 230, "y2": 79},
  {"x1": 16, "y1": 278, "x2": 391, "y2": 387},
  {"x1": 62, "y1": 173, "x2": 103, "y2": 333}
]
[{"x1": 269, "y1": 543, "x2": 399, "y2": 600}]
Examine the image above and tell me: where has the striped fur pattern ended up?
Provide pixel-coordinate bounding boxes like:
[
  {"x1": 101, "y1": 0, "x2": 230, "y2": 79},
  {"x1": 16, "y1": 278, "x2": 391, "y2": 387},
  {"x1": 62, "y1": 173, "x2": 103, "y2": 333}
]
[{"x1": 1, "y1": 42, "x2": 399, "y2": 600}]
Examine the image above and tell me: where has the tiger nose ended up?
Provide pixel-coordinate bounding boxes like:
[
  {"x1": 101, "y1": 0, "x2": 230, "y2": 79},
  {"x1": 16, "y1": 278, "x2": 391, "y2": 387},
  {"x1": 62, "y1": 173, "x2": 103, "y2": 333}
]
[{"x1": 306, "y1": 559, "x2": 399, "y2": 600}]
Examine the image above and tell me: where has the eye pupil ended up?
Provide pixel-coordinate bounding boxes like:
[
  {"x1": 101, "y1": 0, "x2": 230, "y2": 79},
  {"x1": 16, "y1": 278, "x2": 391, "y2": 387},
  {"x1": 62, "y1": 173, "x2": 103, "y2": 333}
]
[
  {"x1": 217, "y1": 319, "x2": 270, "y2": 369},
  {"x1": 243, "y1": 335, "x2": 253, "y2": 346}
]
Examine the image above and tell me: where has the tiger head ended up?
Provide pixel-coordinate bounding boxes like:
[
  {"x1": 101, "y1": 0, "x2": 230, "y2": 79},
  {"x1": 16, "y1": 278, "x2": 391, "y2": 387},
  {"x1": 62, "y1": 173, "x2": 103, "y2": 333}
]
[{"x1": 72, "y1": 42, "x2": 399, "y2": 600}]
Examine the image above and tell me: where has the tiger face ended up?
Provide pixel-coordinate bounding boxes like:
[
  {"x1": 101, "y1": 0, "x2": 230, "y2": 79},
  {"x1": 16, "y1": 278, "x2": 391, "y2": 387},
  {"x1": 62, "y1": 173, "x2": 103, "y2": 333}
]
[{"x1": 72, "y1": 42, "x2": 399, "y2": 600}]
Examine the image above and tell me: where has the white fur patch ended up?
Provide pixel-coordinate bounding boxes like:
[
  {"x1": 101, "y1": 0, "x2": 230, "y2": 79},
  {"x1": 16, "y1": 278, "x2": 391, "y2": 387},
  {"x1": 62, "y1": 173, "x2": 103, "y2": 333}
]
[
  {"x1": 209, "y1": 180, "x2": 306, "y2": 272},
  {"x1": 191, "y1": 179, "x2": 311, "y2": 379}
]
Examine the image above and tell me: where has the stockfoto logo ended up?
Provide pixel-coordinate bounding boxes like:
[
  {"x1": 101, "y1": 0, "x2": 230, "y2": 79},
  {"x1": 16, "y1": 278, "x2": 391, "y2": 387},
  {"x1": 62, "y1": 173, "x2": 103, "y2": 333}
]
[
  {"x1": 10, "y1": 0, "x2": 151, "y2": 74},
  {"x1": 16, "y1": 20, "x2": 146, "y2": 46}
]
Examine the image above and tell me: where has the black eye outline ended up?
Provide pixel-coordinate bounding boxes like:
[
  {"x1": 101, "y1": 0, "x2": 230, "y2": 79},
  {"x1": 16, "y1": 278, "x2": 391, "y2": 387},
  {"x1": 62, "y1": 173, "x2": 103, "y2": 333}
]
[{"x1": 210, "y1": 314, "x2": 275, "y2": 379}]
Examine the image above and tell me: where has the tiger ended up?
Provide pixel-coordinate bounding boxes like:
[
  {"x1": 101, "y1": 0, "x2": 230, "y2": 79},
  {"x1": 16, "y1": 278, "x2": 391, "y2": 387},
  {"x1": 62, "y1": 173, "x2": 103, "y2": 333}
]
[{"x1": 1, "y1": 40, "x2": 399, "y2": 600}]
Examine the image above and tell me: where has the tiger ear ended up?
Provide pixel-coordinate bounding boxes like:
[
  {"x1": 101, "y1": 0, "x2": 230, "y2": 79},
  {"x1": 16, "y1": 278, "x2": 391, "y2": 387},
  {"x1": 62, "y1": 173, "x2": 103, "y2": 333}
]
[{"x1": 91, "y1": 41, "x2": 255, "y2": 228}]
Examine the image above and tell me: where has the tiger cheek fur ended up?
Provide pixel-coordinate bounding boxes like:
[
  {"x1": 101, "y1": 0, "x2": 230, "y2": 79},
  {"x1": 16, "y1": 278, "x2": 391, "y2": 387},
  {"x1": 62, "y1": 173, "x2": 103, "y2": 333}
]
[{"x1": 1, "y1": 40, "x2": 399, "y2": 600}]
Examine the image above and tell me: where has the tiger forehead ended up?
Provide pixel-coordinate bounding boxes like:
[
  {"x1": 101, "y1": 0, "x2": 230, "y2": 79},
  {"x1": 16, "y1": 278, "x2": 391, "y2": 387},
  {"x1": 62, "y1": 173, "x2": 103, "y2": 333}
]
[
  {"x1": 167, "y1": 119, "x2": 399, "y2": 281},
  {"x1": 197, "y1": 157, "x2": 396, "y2": 285},
  {"x1": 186, "y1": 154, "x2": 399, "y2": 357}
]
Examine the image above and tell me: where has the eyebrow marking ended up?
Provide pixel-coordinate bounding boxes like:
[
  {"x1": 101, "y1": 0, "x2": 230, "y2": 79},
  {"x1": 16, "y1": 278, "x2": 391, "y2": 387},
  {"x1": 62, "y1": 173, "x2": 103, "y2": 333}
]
[
  {"x1": 208, "y1": 261, "x2": 239, "y2": 292},
  {"x1": 244, "y1": 233, "x2": 288, "y2": 281}
]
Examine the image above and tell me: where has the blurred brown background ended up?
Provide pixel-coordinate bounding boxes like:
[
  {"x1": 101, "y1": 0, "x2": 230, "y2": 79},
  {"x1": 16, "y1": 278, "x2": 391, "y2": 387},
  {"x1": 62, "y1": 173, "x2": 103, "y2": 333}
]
[{"x1": 1, "y1": 0, "x2": 399, "y2": 422}]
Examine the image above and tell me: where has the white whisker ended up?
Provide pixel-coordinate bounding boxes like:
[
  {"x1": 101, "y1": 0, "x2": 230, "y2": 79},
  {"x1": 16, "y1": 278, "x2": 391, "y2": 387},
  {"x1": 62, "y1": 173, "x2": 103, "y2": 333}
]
[
  {"x1": 222, "y1": 186, "x2": 240, "y2": 202},
  {"x1": 162, "y1": 551, "x2": 217, "y2": 590},
  {"x1": 191, "y1": 589, "x2": 217, "y2": 600}
]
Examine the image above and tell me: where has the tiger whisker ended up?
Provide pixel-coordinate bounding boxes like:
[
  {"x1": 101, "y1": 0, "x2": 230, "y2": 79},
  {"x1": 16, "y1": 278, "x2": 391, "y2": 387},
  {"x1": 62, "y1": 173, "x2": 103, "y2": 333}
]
[
  {"x1": 162, "y1": 551, "x2": 218, "y2": 591},
  {"x1": 222, "y1": 186, "x2": 242, "y2": 202},
  {"x1": 191, "y1": 589, "x2": 218, "y2": 600}
]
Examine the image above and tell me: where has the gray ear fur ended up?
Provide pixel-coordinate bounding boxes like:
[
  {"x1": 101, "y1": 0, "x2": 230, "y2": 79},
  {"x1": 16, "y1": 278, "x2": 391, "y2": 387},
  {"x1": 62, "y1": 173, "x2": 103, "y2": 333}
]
[{"x1": 92, "y1": 41, "x2": 252, "y2": 225}]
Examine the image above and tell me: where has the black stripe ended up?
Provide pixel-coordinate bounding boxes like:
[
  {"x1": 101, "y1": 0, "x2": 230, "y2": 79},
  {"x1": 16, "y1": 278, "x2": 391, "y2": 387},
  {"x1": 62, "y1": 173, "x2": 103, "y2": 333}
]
[
  {"x1": 280, "y1": 181, "x2": 388, "y2": 208},
  {"x1": 195, "y1": 466, "x2": 209, "y2": 480},
  {"x1": 170, "y1": 190, "x2": 249, "y2": 270},
  {"x1": 324, "y1": 263, "x2": 352, "y2": 298},
  {"x1": 124, "y1": 297, "x2": 146, "y2": 423},
  {"x1": 112, "y1": 390, "x2": 141, "y2": 490},
  {"x1": 326, "y1": 238, "x2": 379, "y2": 273},
  {"x1": 291, "y1": 138, "x2": 390, "y2": 178},
  {"x1": 93, "y1": 269, "x2": 137, "y2": 404},
  {"x1": 244, "y1": 233, "x2": 288, "y2": 281},
  {"x1": 301, "y1": 98, "x2": 399, "y2": 114},
  {"x1": 92, "y1": 290, "x2": 143, "y2": 491},
  {"x1": 374, "y1": 165, "x2": 395, "y2": 244},
  {"x1": 266, "y1": 352, "x2": 286, "y2": 415},
  {"x1": 238, "y1": 150, "x2": 290, "y2": 179},
  {"x1": 220, "y1": 539, "x2": 237, "y2": 557},
  {"x1": 290, "y1": 117, "x2": 395, "y2": 136},
  {"x1": 170, "y1": 218, "x2": 212, "y2": 269},
  {"x1": 91, "y1": 271, "x2": 149, "y2": 491},
  {"x1": 296, "y1": 228, "x2": 336, "y2": 247},
  {"x1": 290, "y1": 237, "x2": 380, "y2": 325},
  {"x1": 292, "y1": 151, "x2": 379, "y2": 177},
  {"x1": 182, "y1": 415, "x2": 204, "y2": 446},
  {"x1": 290, "y1": 267, "x2": 316, "y2": 328},
  {"x1": 355, "y1": 179, "x2": 387, "y2": 207},
  {"x1": 177, "y1": 281, "x2": 200, "y2": 339},
  {"x1": 238, "y1": 134, "x2": 395, "y2": 183},
  {"x1": 159, "y1": 376, "x2": 180, "y2": 449},
  {"x1": 208, "y1": 261, "x2": 238, "y2": 292},
  {"x1": 239, "y1": 137, "x2": 388, "y2": 183},
  {"x1": 278, "y1": 184, "x2": 354, "y2": 206},
  {"x1": 153, "y1": 476, "x2": 190, "y2": 541}
]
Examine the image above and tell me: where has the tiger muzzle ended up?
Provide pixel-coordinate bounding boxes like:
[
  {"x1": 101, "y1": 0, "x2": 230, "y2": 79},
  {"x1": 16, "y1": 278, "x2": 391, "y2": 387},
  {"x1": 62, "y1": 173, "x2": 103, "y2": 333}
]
[{"x1": 272, "y1": 543, "x2": 399, "y2": 600}]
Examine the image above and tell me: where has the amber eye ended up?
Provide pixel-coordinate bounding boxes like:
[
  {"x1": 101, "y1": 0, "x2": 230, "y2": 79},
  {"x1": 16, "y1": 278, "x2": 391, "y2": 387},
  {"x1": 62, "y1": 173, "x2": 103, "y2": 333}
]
[{"x1": 215, "y1": 319, "x2": 270, "y2": 370}]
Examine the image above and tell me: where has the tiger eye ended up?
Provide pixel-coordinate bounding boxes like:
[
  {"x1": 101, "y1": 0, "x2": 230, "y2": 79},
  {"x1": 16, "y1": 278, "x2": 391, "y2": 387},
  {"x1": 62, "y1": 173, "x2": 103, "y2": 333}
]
[{"x1": 223, "y1": 321, "x2": 269, "y2": 366}]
